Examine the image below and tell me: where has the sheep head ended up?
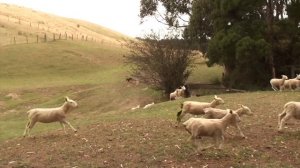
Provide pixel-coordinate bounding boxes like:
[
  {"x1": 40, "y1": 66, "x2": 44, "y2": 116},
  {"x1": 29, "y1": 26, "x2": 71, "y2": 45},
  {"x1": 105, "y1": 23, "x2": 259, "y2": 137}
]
[
  {"x1": 229, "y1": 109, "x2": 241, "y2": 123},
  {"x1": 240, "y1": 104, "x2": 253, "y2": 116},
  {"x1": 65, "y1": 96, "x2": 78, "y2": 109},
  {"x1": 281, "y1": 75, "x2": 288, "y2": 80},
  {"x1": 214, "y1": 95, "x2": 225, "y2": 105}
]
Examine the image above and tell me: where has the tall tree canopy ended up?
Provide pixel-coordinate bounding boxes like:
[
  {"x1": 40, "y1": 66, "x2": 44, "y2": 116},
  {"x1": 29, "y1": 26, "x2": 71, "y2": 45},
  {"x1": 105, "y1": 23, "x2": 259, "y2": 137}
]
[{"x1": 140, "y1": 0, "x2": 300, "y2": 89}]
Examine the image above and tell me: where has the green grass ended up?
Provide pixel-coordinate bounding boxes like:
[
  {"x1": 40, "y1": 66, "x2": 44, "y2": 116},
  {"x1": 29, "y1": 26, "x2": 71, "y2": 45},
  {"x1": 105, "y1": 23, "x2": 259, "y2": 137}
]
[
  {"x1": 0, "y1": 40, "x2": 126, "y2": 90},
  {"x1": 188, "y1": 61, "x2": 223, "y2": 84}
]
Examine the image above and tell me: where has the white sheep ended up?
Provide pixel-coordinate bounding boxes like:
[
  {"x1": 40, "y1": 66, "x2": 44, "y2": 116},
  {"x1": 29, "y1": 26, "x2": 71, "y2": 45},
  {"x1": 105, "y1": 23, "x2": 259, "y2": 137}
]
[
  {"x1": 170, "y1": 86, "x2": 186, "y2": 101},
  {"x1": 177, "y1": 95, "x2": 225, "y2": 123},
  {"x1": 23, "y1": 96, "x2": 78, "y2": 137},
  {"x1": 278, "y1": 101, "x2": 300, "y2": 132},
  {"x1": 183, "y1": 110, "x2": 241, "y2": 151},
  {"x1": 203, "y1": 105, "x2": 253, "y2": 138},
  {"x1": 143, "y1": 102, "x2": 154, "y2": 109},
  {"x1": 281, "y1": 74, "x2": 300, "y2": 91},
  {"x1": 131, "y1": 105, "x2": 140, "y2": 110},
  {"x1": 270, "y1": 75, "x2": 288, "y2": 91}
]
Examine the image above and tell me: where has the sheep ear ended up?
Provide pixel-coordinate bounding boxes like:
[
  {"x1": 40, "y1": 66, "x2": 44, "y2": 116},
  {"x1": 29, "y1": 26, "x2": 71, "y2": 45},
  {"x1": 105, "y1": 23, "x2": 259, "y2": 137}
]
[
  {"x1": 65, "y1": 96, "x2": 69, "y2": 102},
  {"x1": 229, "y1": 110, "x2": 233, "y2": 114}
]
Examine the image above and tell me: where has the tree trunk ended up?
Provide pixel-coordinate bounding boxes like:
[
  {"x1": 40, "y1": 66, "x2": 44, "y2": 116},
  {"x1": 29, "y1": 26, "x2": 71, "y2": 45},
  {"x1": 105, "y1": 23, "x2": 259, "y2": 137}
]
[{"x1": 266, "y1": 0, "x2": 276, "y2": 78}]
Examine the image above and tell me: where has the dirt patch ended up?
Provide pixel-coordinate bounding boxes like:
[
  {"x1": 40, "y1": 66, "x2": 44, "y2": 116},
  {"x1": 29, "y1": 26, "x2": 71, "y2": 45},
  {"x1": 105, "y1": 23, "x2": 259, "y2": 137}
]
[{"x1": 1, "y1": 117, "x2": 300, "y2": 167}]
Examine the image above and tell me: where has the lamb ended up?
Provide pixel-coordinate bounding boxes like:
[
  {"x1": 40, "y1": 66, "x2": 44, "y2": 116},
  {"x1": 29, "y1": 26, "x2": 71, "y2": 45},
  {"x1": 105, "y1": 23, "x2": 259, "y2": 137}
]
[
  {"x1": 278, "y1": 101, "x2": 300, "y2": 132},
  {"x1": 170, "y1": 86, "x2": 186, "y2": 101},
  {"x1": 203, "y1": 105, "x2": 253, "y2": 138},
  {"x1": 270, "y1": 75, "x2": 288, "y2": 91},
  {"x1": 281, "y1": 74, "x2": 300, "y2": 91},
  {"x1": 23, "y1": 96, "x2": 78, "y2": 137},
  {"x1": 131, "y1": 105, "x2": 140, "y2": 110},
  {"x1": 183, "y1": 110, "x2": 241, "y2": 151},
  {"x1": 143, "y1": 102, "x2": 154, "y2": 109},
  {"x1": 177, "y1": 95, "x2": 225, "y2": 123}
]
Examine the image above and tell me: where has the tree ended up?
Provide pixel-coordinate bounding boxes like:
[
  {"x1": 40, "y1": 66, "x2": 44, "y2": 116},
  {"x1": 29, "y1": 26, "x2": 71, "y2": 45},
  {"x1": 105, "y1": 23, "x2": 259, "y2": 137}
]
[
  {"x1": 140, "y1": 0, "x2": 192, "y2": 28},
  {"x1": 140, "y1": 0, "x2": 300, "y2": 89},
  {"x1": 124, "y1": 33, "x2": 194, "y2": 95}
]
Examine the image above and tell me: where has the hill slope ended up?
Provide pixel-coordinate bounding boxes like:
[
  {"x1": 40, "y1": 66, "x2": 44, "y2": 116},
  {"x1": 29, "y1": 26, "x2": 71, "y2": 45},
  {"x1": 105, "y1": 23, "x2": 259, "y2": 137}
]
[
  {"x1": 0, "y1": 3, "x2": 127, "y2": 46},
  {"x1": 1, "y1": 92, "x2": 300, "y2": 167}
]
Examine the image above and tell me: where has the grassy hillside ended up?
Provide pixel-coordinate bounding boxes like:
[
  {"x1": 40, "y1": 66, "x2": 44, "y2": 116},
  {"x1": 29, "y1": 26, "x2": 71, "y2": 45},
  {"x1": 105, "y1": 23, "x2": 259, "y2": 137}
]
[
  {"x1": 1, "y1": 92, "x2": 300, "y2": 167},
  {"x1": 0, "y1": 3, "x2": 127, "y2": 46},
  {"x1": 0, "y1": 3, "x2": 259, "y2": 168}
]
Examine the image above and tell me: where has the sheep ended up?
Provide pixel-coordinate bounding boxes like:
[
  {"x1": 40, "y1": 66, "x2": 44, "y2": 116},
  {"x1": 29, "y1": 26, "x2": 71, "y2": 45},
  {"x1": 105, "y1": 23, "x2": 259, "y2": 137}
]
[
  {"x1": 176, "y1": 95, "x2": 225, "y2": 123},
  {"x1": 23, "y1": 96, "x2": 78, "y2": 137},
  {"x1": 281, "y1": 74, "x2": 300, "y2": 91},
  {"x1": 170, "y1": 86, "x2": 186, "y2": 101},
  {"x1": 183, "y1": 110, "x2": 241, "y2": 151},
  {"x1": 270, "y1": 75, "x2": 288, "y2": 91},
  {"x1": 131, "y1": 105, "x2": 140, "y2": 110},
  {"x1": 203, "y1": 105, "x2": 253, "y2": 138},
  {"x1": 278, "y1": 101, "x2": 300, "y2": 132},
  {"x1": 143, "y1": 102, "x2": 154, "y2": 109}
]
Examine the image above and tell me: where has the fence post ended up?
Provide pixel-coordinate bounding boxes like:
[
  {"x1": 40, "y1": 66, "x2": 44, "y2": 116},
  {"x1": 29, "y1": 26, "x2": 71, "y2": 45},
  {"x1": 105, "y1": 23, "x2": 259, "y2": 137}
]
[
  {"x1": 37, "y1": 35, "x2": 39, "y2": 43},
  {"x1": 53, "y1": 33, "x2": 55, "y2": 41},
  {"x1": 14, "y1": 36, "x2": 16, "y2": 44},
  {"x1": 59, "y1": 33, "x2": 61, "y2": 40},
  {"x1": 44, "y1": 34, "x2": 47, "y2": 42},
  {"x1": 71, "y1": 34, "x2": 73, "y2": 40}
]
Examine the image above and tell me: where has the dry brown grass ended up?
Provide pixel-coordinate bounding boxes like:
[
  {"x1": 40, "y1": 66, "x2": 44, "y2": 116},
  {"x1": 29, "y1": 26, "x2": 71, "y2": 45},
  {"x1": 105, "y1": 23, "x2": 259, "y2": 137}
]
[{"x1": 0, "y1": 3, "x2": 129, "y2": 46}]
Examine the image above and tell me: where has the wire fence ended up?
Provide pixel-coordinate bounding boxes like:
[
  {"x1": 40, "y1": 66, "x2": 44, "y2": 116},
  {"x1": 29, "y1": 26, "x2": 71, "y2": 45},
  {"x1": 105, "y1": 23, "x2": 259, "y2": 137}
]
[{"x1": 0, "y1": 12, "x2": 119, "y2": 47}]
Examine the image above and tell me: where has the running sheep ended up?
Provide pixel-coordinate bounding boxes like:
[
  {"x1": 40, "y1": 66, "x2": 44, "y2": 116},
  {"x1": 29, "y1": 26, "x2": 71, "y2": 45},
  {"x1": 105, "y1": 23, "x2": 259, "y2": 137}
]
[
  {"x1": 183, "y1": 110, "x2": 240, "y2": 151},
  {"x1": 281, "y1": 74, "x2": 300, "y2": 91},
  {"x1": 270, "y1": 75, "x2": 288, "y2": 91},
  {"x1": 177, "y1": 95, "x2": 225, "y2": 123},
  {"x1": 278, "y1": 101, "x2": 300, "y2": 132},
  {"x1": 23, "y1": 96, "x2": 78, "y2": 137},
  {"x1": 170, "y1": 86, "x2": 186, "y2": 101},
  {"x1": 203, "y1": 105, "x2": 253, "y2": 138}
]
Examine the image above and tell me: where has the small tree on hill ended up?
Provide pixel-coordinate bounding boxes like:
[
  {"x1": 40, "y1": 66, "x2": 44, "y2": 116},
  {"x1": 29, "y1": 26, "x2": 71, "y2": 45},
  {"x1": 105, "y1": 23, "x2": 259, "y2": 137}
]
[{"x1": 124, "y1": 33, "x2": 194, "y2": 95}]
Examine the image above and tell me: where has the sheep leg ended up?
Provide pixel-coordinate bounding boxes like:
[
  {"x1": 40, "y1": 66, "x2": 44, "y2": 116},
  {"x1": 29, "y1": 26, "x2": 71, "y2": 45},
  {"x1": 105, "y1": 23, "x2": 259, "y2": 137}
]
[
  {"x1": 61, "y1": 120, "x2": 77, "y2": 133},
  {"x1": 26, "y1": 120, "x2": 37, "y2": 137},
  {"x1": 234, "y1": 123, "x2": 245, "y2": 138},
  {"x1": 60, "y1": 122, "x2": 67, "y2": 134},
  {"x1": 215, "y1": 135, "x2": 224, "y2": 149},
  {"x1": 271, "y1": 85, "x2": 278, "y2": 91},
  {"x1": 192, "y1": 137, "x2": 206, "y2": 152},
  {"x1": 278, "y1": 112, "x2": 286, "y2": 127},
  {"x1": 278, "y1": 114, "x2": 292, "y2": 132},
  {"x1": 23, "y1": 121, "x2": 31, "y2": 137}
]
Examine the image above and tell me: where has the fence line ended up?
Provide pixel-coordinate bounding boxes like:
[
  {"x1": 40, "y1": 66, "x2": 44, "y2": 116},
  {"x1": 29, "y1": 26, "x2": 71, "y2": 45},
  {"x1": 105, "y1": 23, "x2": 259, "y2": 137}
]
[{"x1": 0, "y1": 13, "x2": 119, "y2": 47}]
